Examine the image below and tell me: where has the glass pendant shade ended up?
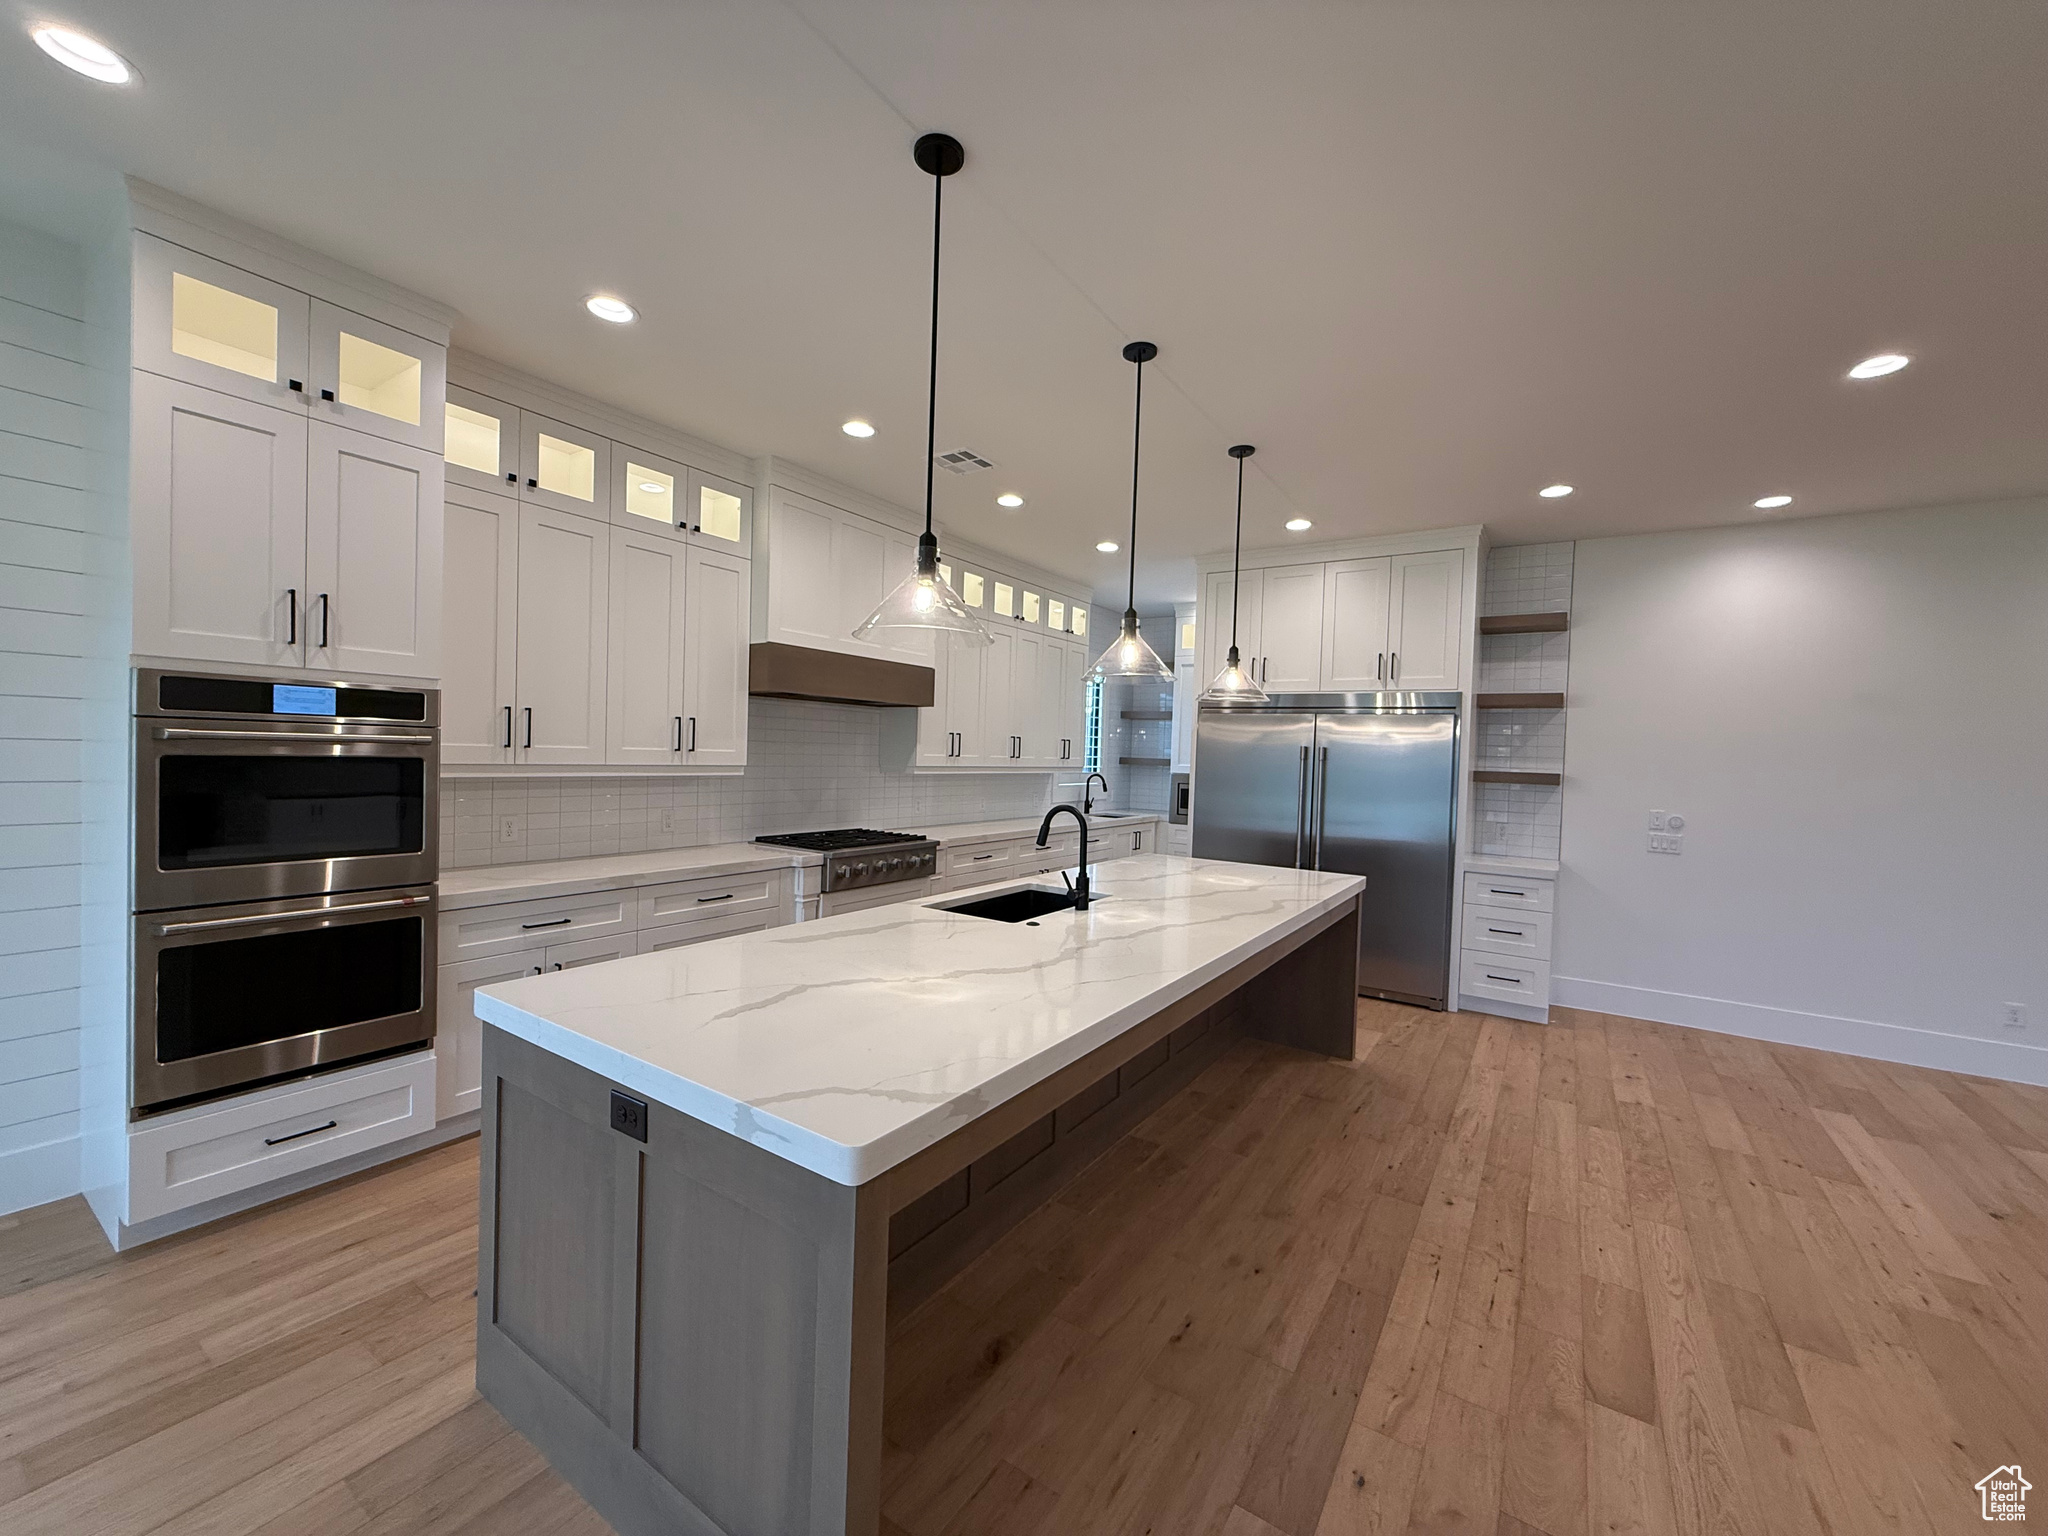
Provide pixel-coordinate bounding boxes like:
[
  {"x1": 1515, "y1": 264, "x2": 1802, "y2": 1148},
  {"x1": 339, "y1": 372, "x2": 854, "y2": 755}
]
[
  {"x1": 854, "y1": 533, "x2": 992, "y2": 645},
  {"x1": 1089, "y1": 610, "x2": 1173, "y2": 681},
  {"x1": 1200, "y1": 644, "x2": 1269, "y2": 703}
]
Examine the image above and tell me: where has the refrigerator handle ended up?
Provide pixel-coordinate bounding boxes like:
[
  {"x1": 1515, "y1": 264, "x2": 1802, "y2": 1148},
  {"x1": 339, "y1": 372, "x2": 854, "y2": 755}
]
[
  {"x1": 1295, "y1": 744, "x2": 1311, "y2": 868},
  {"x1": 1312, "y1": 745, "x2": 1330, "y2": 868}
]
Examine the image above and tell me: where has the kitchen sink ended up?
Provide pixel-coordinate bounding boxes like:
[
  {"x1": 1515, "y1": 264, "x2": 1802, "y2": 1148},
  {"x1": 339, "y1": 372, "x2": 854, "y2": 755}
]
[{"x1": 933, "y1": 886, "x2": 1085, "y2": 924}]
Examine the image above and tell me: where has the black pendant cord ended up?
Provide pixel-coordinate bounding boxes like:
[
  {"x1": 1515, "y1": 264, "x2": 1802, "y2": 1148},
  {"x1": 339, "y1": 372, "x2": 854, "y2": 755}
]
[
  {"x1": 1230, "y1": 453, "x2": 1244, "y2": 652},
  {"x1": 1126, "y1": 352, "x2": 1143, "y2": 621},
  {"x1": 922, "y1": 168, "x2": 941, "y2": 546}
]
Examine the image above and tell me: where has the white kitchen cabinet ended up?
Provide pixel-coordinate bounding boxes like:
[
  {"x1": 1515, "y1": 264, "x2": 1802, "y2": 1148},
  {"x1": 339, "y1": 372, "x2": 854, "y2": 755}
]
[
  {"x1": 1256, "y1": 564, "x2": 1326, "y2": 691},
  {"x1": 639, "y1": 909, "x2": 779, "y2": 952},
  {"x1": 1386, "y1": 550, "x2": 1465, "y2": 690},
  {"x1": 686, "y1": 469, "x2": 753, "y2": 555},
  {"x1": 514, "y1": 505, "x2": 609, "y2": 764},
  {"x1": 540, "y1": 933, "x2": 637, "y2": 971},
  {"x1": 440, "y1": 487, "x2": 520, "y2": 765},
  {"x1": 305, "y1": 423, "x2": 443, "y2": 679},
  {"x1": 759, "y1": 487, "x2": 927, "y2": 664},
  {"x1": 436, "y1": 951, "x2": 542, "y2": 1119},
  {"x1": 443, "y1": 385, "x2": 521, "y2": 496},
  {"x1": 982, "y1": 626, "x2": 1018, "y2": 762},
  {"x1": 1014, "y1": 628, "x2": 1051, "y2": 765},
  {"x1": 1322, "y1": 558, "x2": 1395, "y2": 690},
  {"x1": 132, "y1": 233, "x2": 312, "y2": 412},
  {"x1": 1053, "y1": 640, "x2": 1086, "y2": 765},
  {"x1": 131, "y1": 373, "x2": 308, "y2": 669},
  {"x1": 605, "y1": 526, "x2": 690, "y2": 767},
  {"x1": 518, "y1": 410, "x2": 611, "y2": 521},
  {"x1": 682, "y1": 545, "x2": 749, "y2": 767},
  {"x1": 1199, "y1": 566, "x2": 1261, "y2": 694},
  {"x1": 309, "y1": 299, "x2": 445, "y2": 454},
  {"x1": 611, "y1": 445, "x2": 689, "y2": 543}
]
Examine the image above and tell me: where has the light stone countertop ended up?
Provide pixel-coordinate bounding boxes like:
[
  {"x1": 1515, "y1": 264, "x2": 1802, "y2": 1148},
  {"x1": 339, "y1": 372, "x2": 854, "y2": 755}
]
[
  {"x1": 475, "y1": 854, "x2": 1363, "y2": 1185},
  {"x1": 437, "y1": 842, "x2": 822, "y2": 912},
  {"x1": 1462, "y1": 854, "x2": 1562, "y2": 878}
]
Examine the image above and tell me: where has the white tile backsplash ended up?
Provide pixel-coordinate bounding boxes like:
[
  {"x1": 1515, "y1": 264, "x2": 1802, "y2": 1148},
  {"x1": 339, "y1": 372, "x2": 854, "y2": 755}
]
[
  {"x1": 441, "y1": 697, "x2": 1071, "y2": 869},
  {"x1": 1474, "y1": 542, "x2": 1573, "y2": 861}
]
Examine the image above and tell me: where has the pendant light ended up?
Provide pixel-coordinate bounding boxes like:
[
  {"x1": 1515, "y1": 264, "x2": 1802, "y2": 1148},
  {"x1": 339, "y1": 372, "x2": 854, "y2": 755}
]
[
  {"x1": 852, "y1": 133, "x2": 993, "y2": 647},
  {"x1": 1200, "y1": 443, "x2": 1269, "y2": 702},
  {"x1": 1088, "y1": 341, "x2": 1174, "y2": 681}
]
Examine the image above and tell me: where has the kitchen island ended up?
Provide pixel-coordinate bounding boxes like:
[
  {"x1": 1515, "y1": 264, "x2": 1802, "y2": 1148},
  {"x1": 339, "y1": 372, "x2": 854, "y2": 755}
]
[{"x1": 471, "y1": 854, "x2": 1365, "y2": 1536}]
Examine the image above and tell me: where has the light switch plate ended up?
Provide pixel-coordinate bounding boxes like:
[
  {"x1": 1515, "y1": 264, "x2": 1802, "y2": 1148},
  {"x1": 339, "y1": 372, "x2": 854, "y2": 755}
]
[
  {"x1": 1648, "y1": 809, "x2": 1668, "y2": 831},
  {"x1": 1648, "y1": 832, "x2": 1683, "y2": 854}
]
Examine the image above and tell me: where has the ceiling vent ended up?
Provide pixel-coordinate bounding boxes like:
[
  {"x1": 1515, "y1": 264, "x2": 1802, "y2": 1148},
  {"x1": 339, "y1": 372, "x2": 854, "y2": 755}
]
[{"x1": 934, "y1": 448, "x2": 995, "y2": 474}]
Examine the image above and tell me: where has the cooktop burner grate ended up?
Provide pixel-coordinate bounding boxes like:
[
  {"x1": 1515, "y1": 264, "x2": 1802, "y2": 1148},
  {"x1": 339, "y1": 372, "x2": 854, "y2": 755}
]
[{"x1": 754, "y1": 828, "x2": 930, "y2": 853}]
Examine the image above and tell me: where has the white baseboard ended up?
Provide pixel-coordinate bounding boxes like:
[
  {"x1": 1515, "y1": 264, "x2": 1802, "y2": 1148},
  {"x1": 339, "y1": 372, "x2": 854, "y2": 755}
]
[
  {"x1": 1551, "y1": 976, "x2": 2048, "y2": 1086},
  {"x1": 0, "y1": 1134, "x2": 81, "y2": 1218}
]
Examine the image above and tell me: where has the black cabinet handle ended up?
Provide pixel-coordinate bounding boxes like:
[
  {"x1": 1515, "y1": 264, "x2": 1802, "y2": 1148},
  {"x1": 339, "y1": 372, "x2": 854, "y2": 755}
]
[
  {"x1": 506, "y1": 471, "x2": 517, "y2": 484},
  {"x1": 320, "y1": 388, "x2": 335, "y2": 402},
  {"x1": 284, "y1": 588, "x2": 297, "y2": 645},
  {"x1": 288, "y1": 379, "x2": 304, "y2": 393},
  {"x1": 1487, "y1": 927, "x2": 1523, "y2": 936},
  {"x1": 264, "y1": 1119, "x2": 336, "y2": 1147},
  {"x1": 687, "y1": 717, "x2": 696, "y2": 753},
  {"x1": 502, "y1": 705, "x2": 513, "y2": 749},
  {"x1": 316, "y1": 593, "x2": 329, "y2": 648},
  {"x1": 696, "y1": 892, "x2": 735, "y2": 904},
  {"x1": 1488, "y1": 888, "x2": 1526, "y2": 897},
  {"x1": 526, "y1": 477, "x2": 538, "y2": 489},
  {"x1": 1485, "y1": 973, "x2": 1520, "y2": 984},
  {"x1": 521, "y1": 916, "x2": 572, "y2": 930},
  {"x1": 673, "y1": 716, "x2": 683, "y2": 753},
  {"x1": 523, "y1": 707, "x2": 532, "y2": 749}
]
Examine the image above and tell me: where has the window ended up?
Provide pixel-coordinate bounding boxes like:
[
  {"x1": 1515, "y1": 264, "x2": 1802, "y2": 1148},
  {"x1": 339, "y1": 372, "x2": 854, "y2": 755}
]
[{"x1": 1084, "y1": 677, "x2": 1104, "y2": 775}]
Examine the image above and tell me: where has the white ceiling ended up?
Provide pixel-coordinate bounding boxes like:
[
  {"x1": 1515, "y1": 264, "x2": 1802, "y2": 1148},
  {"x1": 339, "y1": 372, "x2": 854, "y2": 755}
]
[{"x1": 3, "y1": 1, "x2": 2043, "y2": 608}]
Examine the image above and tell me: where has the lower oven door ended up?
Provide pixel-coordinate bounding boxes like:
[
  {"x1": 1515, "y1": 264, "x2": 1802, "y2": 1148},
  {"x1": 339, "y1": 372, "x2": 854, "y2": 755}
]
[{"x1": 134, "y1": 887, "x2": 437, "y2": 1113}]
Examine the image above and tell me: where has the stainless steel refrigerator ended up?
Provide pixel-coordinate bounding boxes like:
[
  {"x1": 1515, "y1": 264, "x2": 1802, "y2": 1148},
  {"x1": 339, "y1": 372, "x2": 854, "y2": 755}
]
[{"x1": 1192, "y1": 692, "x2": 1460, "y2": 1007}]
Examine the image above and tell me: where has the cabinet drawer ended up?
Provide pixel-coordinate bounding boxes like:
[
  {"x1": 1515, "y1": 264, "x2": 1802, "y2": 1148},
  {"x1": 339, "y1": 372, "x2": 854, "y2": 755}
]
[
  {"x1": 636, "y1": 869, "x2": 784, "y2": 928},
  {"x1": 541, "y1": 933, "x2": 635, "y2": 971},
  {"x1": 943, "y1": 841, "x2": 1015, "y2": 878},
  {"x1": 1462, "y1": 872, "x2": 1554, "y2": 913},
  {"x1": 439, "y1": 890, "x2": 632, "y2": 962},
  {"x1": 128, "y1": 1051, "x2": 435, "y2": 1224},
  {"x1": 1461, "y1": 903, "x2": 1552, "y2": 961},
  {"x1": 639, "y1": 908, "x2": 780, "y2": 954},
  {"x1": 1459, "y1": 953, "x2": 1551, "y2": 1009}
]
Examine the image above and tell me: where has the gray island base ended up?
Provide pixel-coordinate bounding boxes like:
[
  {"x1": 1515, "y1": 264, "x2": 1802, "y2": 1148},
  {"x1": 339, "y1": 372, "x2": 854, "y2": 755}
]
[{"x1": 473, "y1": 858, "x2": 1364, "y2": 1536}]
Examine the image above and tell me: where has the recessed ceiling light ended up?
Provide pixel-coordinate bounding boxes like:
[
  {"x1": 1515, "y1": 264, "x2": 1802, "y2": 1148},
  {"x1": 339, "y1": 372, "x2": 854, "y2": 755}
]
[
  {"x1": 1848, "y1": 353, "x2": 1909, "y2": 379},
  {"x1": 584, "y1": 295, "x2": 636, "y2": 323},
  {"x1": 1096, "y1": 541, "x2": 1119, "y2": 553},
  {"x1": 1753, "y1": 495, "x2": 1793, "y2": 510},
  {"x1": 1285, "y1": 518, "x2": 1313, "y2": 532},
  {"x1": 1538, "y1": 484, "x2": 1574, "y2": 499},
  {"x1": 31, "y1": 24, "x2": 132, "y2": 83},
  {"x1": 996, "y1": 493, "x2": 1024, "y2": 508},
  {"x1": 841, "y1": 419, "x2": 875, "y2": 438},
  {"x1": 638, "y1": 481, "x2": 667, "y2": 496}
]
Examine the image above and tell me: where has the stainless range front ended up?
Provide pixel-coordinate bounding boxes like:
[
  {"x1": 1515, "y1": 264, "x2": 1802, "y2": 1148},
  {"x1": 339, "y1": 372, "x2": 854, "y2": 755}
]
[{"x1": 753, "y1": 828, "x2": 938, "y2": 893}]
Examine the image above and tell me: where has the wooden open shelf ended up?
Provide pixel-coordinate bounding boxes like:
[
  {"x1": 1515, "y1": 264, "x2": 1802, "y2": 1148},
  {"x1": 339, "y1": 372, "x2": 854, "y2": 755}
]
[
  {"x1": 1472, "y1": 769, "x2": 1563, "y2": 786},
  {"x1": 1480, "y1": 612, "x2": 1569, "y2": 635},
  {"x1": 1118, "y1": 756, "x2": 1171, "y2": 768},
  {"x1": 1475, "y1": 692, "x2": 1565, "y2": 710},
  {"x1": 1120, "y1": 711, "x2": 1173, "y2": 721}
]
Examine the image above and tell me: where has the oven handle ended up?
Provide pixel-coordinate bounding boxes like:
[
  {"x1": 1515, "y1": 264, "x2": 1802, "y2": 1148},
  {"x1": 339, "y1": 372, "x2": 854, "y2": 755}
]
[
  {"x1": 155, "y1": 895, "x2": 426, "y2": 936},
  {"x1": 153, "y1": 727, "x2": 435, "y2": 744}
]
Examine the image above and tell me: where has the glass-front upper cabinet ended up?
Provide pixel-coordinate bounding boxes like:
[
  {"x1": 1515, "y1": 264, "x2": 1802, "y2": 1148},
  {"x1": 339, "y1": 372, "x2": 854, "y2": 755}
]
[
  {"x1": 611, "y1": 446, "x2": 687, "y2": 541},
  {"x1": 992, "y1": 581, "x2": 1016, "y2": 621},
  {"x1": 517, "y1": 411, "x2": 611, "y2": 521},
  {"x1": 1047, "y1": 599, "x2": 1066, "y2": 634},
  {"x1": 443, "y1": 386, "x2": 519, "y2": 495},
  {"x1": 133, "y1": 234, "x2": 311, "y2": 411},
  {"x1": 686, "y1": 469, "x2": 753, "y2": 554},
  {"x1": 1071, "y1": 604, "x2": 1088, "y2": 639},
  {"x1": 1020, "y1": 590, "x2": 1042, "y2": 627},
  {"x1": 310, "y1": 301, "x2": 447, "y2": 453}
]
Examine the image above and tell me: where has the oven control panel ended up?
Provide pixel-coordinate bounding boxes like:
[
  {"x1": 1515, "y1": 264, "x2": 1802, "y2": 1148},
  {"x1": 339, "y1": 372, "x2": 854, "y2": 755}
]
[{"x1": 826, "y1": 844, "x2": 938, "y2": 892}]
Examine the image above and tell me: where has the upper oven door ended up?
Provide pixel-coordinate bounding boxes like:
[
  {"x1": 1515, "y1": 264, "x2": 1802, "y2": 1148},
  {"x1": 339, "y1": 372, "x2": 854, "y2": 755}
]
[{"x1": 136, "y1": 717, "x2": 439, "y2": 910}]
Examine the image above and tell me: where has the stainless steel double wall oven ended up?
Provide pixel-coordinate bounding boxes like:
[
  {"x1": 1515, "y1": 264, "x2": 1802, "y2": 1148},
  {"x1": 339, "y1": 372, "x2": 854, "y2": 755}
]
[{"x1": 132, "y1": 670, "x2": 440, "y2": 1113}]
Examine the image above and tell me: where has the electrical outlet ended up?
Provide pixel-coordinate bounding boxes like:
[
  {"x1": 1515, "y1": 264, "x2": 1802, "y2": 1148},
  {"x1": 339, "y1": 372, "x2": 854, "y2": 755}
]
[
  {"x1": 1648, "y1": 809, "x2": 1667, "y2": 831},
  {"x1": 2000, "y1": 1002, "x2": 2027, "y2": 1030},
  {"x1": 1483, "y1": 819, "x2": 1509, "y2": 849},
  {"x1": 1647, "y1": 832, "x2": 1683, "y2": 854},
  {"x1": 659, "y1": 809, "x2": 676, "y2": 834},
  {"x1": 499, "y1": 816, "x2": 519, "y2": 843}
]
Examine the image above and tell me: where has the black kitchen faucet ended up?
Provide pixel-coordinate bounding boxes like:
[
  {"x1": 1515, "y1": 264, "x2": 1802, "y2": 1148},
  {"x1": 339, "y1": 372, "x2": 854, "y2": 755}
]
[{"x1": 1036, "y1": 804, "x2": 1091, "y2": 910}]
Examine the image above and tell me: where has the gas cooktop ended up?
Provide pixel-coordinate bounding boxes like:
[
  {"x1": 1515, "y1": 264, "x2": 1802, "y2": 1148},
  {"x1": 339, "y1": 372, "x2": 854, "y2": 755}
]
[{"x1": 755, "y1": 828, "x2": 929, "y2": 852}]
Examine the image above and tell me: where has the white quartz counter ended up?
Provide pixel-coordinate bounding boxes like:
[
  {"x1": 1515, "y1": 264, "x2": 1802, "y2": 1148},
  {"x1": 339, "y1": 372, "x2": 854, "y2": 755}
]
[
  {"x1": 476, "y1": 854, "x2": 1363, "y2": 1185},
  {"x1": 1462, "y1": 853, "x2": 1561, "y2": 878},
  {"x1": 438, "y1": 842, "x2": 821, "y2": 912},
  {"x1": 924, "y1": 812, "x2": 1161, "y2": 847}
]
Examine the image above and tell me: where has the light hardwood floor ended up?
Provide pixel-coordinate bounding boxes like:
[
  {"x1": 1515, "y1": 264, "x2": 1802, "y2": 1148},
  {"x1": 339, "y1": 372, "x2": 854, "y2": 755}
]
[{"x1": 2, "y1": 1002, "x2": 2042, "y2": 1535}]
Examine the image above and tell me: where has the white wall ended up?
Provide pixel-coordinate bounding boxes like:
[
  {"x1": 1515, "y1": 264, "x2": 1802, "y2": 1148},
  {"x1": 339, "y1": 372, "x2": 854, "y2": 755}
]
[
  {"x1": 0, "y1": 215, "x2": 91, "y2": 1211},
  {"x1": 1554, "y1": 498, "x2": 2048, "y2": 1082}
]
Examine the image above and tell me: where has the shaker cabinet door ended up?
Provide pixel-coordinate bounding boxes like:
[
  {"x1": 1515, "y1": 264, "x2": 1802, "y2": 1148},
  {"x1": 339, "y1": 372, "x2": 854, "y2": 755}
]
[
  {"x1": 305, "y1": 424, "x2": 443, "y2": 680},
  {"x1": 132, "y1": 233, "x2": 311, "y2": 412},
  {"x1": 1386, "y1": 550, "x2": 1465, "y2": 690},
  {"x1": 517, "y1": 411, "x2": 611, "y2": 521},
  {"x1": 443, "y1": 385, "x2": 520, "y2": 496},
  {"x1": 514, "y1": 505, "x2": 609, "y2": 764},
  {"x1": 605, "y1": 527, "x2": 689, "y2": 766},
  {"x1": 1321, "y1": 557, "x2": 1392, "y2": 690},
  {"x1": 682, "y1": 545, "x2": 749, "y2": 767},
  {"x1": 308, "y1": 300, "x2": 446, "y2": 454},
  {"x1": 441, "y1": 487, "x2": 520, "y2": 765},
  {"x1": 131, "y1": 372, "x2": 308, "y2": 669},
  {"x1": 1256, "y1": 564, "x2": 1326, "y2": 692}
]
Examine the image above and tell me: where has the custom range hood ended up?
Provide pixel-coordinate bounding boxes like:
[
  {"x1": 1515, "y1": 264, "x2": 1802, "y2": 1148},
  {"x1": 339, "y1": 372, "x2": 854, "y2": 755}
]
[{"x1": 747, "y1": 643, "x2": 936, "y2": 709}]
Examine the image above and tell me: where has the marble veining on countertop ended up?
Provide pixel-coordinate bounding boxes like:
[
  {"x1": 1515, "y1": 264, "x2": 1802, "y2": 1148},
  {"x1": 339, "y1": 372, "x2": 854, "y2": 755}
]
[
  {"x1": 437, "y1": 842, "x2": 821, "y2": 911},
  {"x1": 475, "y1": 854, "x2": 1362, "y2": 1185}
]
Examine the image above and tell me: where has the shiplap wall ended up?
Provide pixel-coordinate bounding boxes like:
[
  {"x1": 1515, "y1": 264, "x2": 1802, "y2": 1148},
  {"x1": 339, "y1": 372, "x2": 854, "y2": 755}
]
[{"x1": 0, "y1": 215, "x2": 92, "y2": 1211}]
